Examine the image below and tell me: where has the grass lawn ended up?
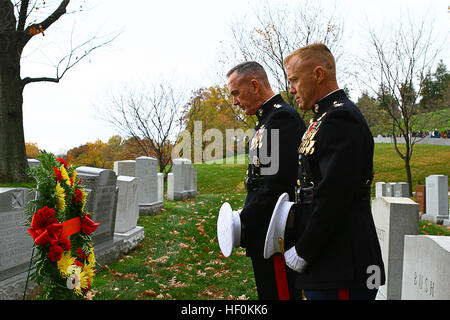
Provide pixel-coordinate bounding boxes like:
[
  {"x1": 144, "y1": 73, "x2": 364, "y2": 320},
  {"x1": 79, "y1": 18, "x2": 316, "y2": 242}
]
[
  {"x1": 90, "y1": 144, "x2": 449, "y2": 300},
  {"x1": 91, "y1": 193, "x2": 256, "y2": 300},
  {"x1": 372, "y1": 144, "x2": 450, "y2": 192}
]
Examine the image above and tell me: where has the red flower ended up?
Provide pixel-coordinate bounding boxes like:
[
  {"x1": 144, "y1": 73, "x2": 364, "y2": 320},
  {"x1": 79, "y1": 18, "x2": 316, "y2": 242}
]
[
  {"x1": 47, "y1": 244, "x2": 63, "y2": 262},
  {"x1": 53, "y1": 167, "x2": 63, "y2": 182},
  {"x1": 81, "y1": 214, "x2": 100, "y2": 235},
  {"x1": 56, "y1": 158, "x2": 68, "y2": 169},
  {"x1": 30, "y1": 206, "x2": 58, "y2": 230},
  {"x1": 74, "y1": 259, "x2": 83, "y2": 267},
  {"x1": 59, "y1": 237, "x2": 71, "y2": 252},
  {"x1": 77, "y1": 247, "x2": 89, "y2": 260},
  {"x1": 72, "y1": 189, "x2": 83, "y2": 203}
]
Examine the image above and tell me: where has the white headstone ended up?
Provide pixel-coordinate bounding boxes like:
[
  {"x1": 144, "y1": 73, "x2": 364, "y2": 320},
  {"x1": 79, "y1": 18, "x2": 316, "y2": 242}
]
[
  {"x1": 172, "y1": 158, "x2": 185, "y2": 194},
  {"x1": 422, "y1": 175, "x2": 448, "y2": 224},
  {"x1": 372, "y1": 197, "x2": 419, "y2": 300},
  {"x1": 401, "y1": 235, "x2": 450, "y2": 300},
  {"x1": 394, "y1": 182, "x2": 409, "y2": 197},
  {"x1": 157, "y1": 173, "x2": 164, "y2": 202},
  {"x1": 115, "y1": 176, "x2": 139, "y2": 233},
  {"x1": 167, "y1": 173, "x2": 174, "y2": 201},
  {"x1": 386, "y1": 182, "x2": 396, "y2": 197},
  {"x1": 375, "y1": 182, "x2": 386, "y2": 198},
  {"x1": 113, "y1": 160, "x2": 136, "y2": 177},
  {"x1": 135, "y1": 156, "x2": 158, "y2": 204},
  {"x1": 114, "y1": 176, "x2": 145, "y2": 253},
  {"x1": 183, "y1": 159, "x2": 192, "y2": 192},
  {"x1": 192, "y1": 166, "x2": 198, "y2": 195},
  {"x1": 27, "y1": 159, "x2": 40, "y2": 170}
]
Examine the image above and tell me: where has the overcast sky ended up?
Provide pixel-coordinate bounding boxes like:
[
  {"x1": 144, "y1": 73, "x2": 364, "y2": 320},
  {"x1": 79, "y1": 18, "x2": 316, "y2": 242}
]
[{"x1": 19, "y1": 0, "x2": 449, "y2": 155}]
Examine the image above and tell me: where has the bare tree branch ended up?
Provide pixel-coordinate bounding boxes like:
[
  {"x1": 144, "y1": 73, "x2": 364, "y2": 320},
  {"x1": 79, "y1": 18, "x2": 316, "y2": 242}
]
[
  {"x1": 22, "y1": 0, "x2": 69, "y2": 45},
  {"x1": 98, "y1": 82, "x2": 184, "y2": 177}
]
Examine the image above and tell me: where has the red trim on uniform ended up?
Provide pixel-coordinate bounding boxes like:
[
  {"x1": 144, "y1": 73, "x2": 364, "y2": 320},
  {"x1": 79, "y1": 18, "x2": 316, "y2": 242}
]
[
  {"x1": 273, "y1": 254, "x2": 290, "y2": 300},
  {"x1": 338, "y1": 288, "x2": 350, "y2": 300}
]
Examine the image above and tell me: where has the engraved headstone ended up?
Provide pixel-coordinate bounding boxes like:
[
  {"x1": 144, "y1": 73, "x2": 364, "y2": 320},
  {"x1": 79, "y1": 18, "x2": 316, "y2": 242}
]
[
  {"x1": 386, "y1": 182, "x2": 396, "y2": 197},
  {"x1": 76, "y1": 166, "x2": 118, "y2": 245},
  {"x1": 422, "y1": 175, "x2": 448, "y2": 224},
  {"x1": 372, "y1": 197, "x2": 419, "y2": 300},
  {"x1": 113, "y1": 160, "x2": 136, "y2": 177},
  {"x1": 401, "y1": 235, "x2": 450, "y2": 300},
  {"x1": 394, "y1": 182, "x2": 409, "y2": 197},
  {"x1": 0, "y1": 188, "x2": 35, "y2": 282}
]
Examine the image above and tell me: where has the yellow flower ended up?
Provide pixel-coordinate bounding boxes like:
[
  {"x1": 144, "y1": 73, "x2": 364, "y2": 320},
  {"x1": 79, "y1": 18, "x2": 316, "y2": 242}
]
[
  {"x1": 71, "y1": 169, "x2": 77, "y2": 180},
  {"x1": 55, "y1": 182, "x2": 66, "y2": 212},
  {"x1": 60, "y1": 166, "x2": 71, "y2": 186},
  {"x1": 81, "y1": 264, "x2": 95, "y2": 289},
  {"x1": 57, "y1": 252, "x2": 76, "y2": 278},
  {"x1": 82, "y1": 261, "x2": 95, "y2": 279},
  {"x1": 81, "y1": 188, "x2": 88, "y2": 212},
  {"x1": 87, "y1": 247, "x2": 95, "y2": 266}
]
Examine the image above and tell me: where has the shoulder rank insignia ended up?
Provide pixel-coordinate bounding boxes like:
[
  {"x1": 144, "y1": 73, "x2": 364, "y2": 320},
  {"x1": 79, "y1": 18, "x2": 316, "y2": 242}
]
[
  {"x1": 333, "y1": 101, "x2": 344, "y2": 107},
  {"x1": 250, "y1": 125, "x2": 265, "y2": 150},
  {"x1": 298, "y1": 112, "x2": 327, "y2": 155},
  {"x1": 273, "y1": 104, "x2": 281, "y2": 109}
]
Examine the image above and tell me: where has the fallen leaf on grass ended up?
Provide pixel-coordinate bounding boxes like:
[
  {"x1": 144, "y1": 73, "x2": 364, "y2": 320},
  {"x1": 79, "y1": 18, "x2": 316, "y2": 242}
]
[
  {"x1": 179, "y1": 243, "x2": 189, "y2": 249},
  {"x1": 143, "y1": 289, "x2": 158, "y2": 297},
  {"x1": 104, "y1": 265, "x2": 123, "y2": 277}
]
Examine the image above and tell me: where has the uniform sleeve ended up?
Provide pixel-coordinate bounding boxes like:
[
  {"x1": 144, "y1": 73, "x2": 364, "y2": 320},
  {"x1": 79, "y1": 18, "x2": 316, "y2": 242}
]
[
  {"x1": 240, "y1": 110, "x2": 304, "y2": 232},
  {"x1": 294, "y1": 108, "x2": 364, "y2": 264}
]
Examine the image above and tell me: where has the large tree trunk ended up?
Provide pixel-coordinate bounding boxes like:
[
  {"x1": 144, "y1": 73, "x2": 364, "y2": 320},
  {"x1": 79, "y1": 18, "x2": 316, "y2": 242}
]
[{"x1": 0, "y1": 6, "x2": 29, "y2": 183}]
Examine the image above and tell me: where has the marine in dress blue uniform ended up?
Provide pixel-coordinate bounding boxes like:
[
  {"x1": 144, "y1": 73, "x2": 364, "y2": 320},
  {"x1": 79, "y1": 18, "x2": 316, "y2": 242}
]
[
  {"x1": 243, "y1": 93, "x2": 306, "y2": 300},
  {"x1": 283, "y1": 44, "x2": 385, "y2": 300},
  {"x1": 227, "y1": 62, "x2": 306, "y2": 299}
]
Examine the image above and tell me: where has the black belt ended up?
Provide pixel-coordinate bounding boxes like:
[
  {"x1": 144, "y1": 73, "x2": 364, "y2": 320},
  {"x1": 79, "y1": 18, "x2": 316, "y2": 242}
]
[
  {"x1": 295, "y1": 185, "x2": 372, "y2": 204},
  {"x1": 295, "y1": 186, "x2": 315, "y2": 204}
]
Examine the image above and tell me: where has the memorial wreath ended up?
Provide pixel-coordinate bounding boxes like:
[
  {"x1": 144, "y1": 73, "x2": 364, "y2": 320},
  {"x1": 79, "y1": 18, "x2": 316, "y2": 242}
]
[{"x1": 25, "y1": 152, "x2": 99, "y2": 299}]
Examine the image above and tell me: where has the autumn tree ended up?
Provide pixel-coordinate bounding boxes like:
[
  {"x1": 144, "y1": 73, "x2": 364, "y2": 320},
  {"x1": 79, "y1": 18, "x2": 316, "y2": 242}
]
[
  {"x1": 0, "y1": 0, "x2": 115, "y2": 183},
  {"x1": 178, "y1": 85, "x2": 256, "y2": 162},
  {"x1": 25, "y1": 141, "x2": 40, "y2": 158}
]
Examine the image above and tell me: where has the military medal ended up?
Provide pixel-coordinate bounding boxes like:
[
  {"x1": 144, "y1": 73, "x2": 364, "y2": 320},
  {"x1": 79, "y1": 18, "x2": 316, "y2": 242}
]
[
  {"x1": 299, "y1": 112, "x2": 327, "y2": 155},
  {"x1": 250, "y1": 125, "x2": 265, "y2": 150}
]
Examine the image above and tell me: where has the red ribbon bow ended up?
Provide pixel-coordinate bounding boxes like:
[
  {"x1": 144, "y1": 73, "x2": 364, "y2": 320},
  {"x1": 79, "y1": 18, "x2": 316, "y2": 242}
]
[
  {"x1": 28, "y1": 215, "x2": 84, "y2": 245},
  {"x1": 81, "y1": 214, "x2": 100, "y2": 234}
]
